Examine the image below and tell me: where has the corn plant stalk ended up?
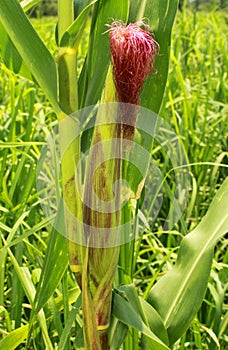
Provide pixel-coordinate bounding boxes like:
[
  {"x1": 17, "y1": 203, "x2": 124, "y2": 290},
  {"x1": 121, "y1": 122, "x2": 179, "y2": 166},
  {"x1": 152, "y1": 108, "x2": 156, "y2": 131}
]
[
  {"x1": 58, "y1": 0, "x2": 78, "y2": 113},
  {"x1": 57, "y1": 0, "x2": 82, "y2": 280},
  {"x1": 80, "y1": 67, "x2": 122, "y2": 349},
  {"x1": 57, "y1": 2, "x2": 121, "y2": 348},
  {"x1": 57, "y1": 0, "x2": 85, "y2": 343}
]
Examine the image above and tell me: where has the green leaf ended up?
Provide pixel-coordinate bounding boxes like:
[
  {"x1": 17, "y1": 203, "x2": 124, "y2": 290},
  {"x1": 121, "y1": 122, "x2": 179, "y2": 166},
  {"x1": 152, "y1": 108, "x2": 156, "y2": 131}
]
[
  {"x1": 1, "y1": 236, "x2": 53, "y2": 349},
  {"x1": 0, "y1": 0, "x2": 60, "y2": 112},
  {"x1": 20, "y1": 0, "x2": 40, "y2": 12},
  {"x1": 129, "y1": 0, "x2": 179, "y2": 113},
  {"x1": 0, "y1": 325, "x2": 28, "y2": 350},
  {"x1": 32, "y1": 202, "x2": 69, "y2": 315},
  {"x1": 19, "y1": 268, "x2": 54, "y2": 349},
  {"x1": 60, "y1": 0, "x2": 98, "y2": 48},
  {"x1": 73, "y1": 0, "x2": 91, "y2": 18},
  {"x1": 117, "y1": 285, "x2": 169, "y2": 345},
  {"x1": 78, "y1": 0, "x2": 129, "y2": 108},
  {"x1": 0, "y1": 21, "x2": 32, "y2": 81},
  {"x1": 147, "y1": 177, "x2": 228, "y2": 344},
  {"x1": 0, "y1": 0, "x2": 41, "y2": 82},
  {"x1": 113, "y1": 289, "x2": 170, "y2": 350},
  {"x1": 110, "y1": 319, "x2": 129, "y2": 350},
  {"x1": 140, "y1": 298, "x2": 169, "y2": 346},
  {"x1": 58, "y1": 294, "x2": 82, "y2": 350}
]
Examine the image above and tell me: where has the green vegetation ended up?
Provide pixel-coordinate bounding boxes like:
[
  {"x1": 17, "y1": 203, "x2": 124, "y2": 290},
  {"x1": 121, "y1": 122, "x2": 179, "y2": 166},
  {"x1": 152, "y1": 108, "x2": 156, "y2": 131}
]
[
  {"x1": 0, "y1": 2, "x2": 227, "y2": 350},
  {"x1": 180, "y1": 0, "x2": 228, "y2": 11}
]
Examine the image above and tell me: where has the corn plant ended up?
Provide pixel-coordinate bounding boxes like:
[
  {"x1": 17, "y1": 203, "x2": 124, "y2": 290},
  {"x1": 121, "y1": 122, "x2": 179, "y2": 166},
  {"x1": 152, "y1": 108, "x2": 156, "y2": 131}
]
[{"x1": 0, "y1": 0, "x2": 228, "y2": 349}]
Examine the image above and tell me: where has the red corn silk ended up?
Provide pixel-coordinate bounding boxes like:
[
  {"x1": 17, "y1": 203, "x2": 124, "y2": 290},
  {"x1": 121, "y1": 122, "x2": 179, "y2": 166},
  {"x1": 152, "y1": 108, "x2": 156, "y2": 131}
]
[{"x1": 108, "y1": 22, "x2": 159, "y2": 143}]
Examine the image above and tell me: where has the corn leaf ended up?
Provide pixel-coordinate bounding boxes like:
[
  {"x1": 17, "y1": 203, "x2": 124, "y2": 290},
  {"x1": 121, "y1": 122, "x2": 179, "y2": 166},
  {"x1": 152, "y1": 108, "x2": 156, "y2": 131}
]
[
  {"x1": 74, "y1": 0, "x2": 91, "y2": 18},
  {"x1": 0, "y1": 0, "x2": 59, "y2": 112},
  {"x1": 110, "y1": 320, "x2": 129, "y2": 350},
  {"x1": 147, "y1": 177, "x2": 228, "y2": 344},
  {"x1": 0, "y1": 0, "x2": 40, "y2": 81},
  {"x1": 113, "y1": 289, "x2": 170, "y2": 350},
  {"x1": 0, "y1": 21, "x2": 33, "y2": 81},
  {"x1": 60, "y1": 0, "x2": 98, "y2": 48},
  {"x1": 129, "y1": 0, "x2": 179, "y2": 113},
  {"x1": 20, "y1": 0, "x2": 40, "y2": 12},
  {"x1": 116, "y1": 284, "x2": 169, "y2": 345},
  {"x1": 32, "y1": 202, "x2": 68, "y2": 316}
]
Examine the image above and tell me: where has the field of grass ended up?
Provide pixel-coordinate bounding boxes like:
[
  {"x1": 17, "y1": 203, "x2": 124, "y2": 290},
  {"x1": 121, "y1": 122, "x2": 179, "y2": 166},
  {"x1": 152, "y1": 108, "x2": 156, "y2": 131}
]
[{"x1": 0, "y1": 7, "x2": 227, "y2": 350}]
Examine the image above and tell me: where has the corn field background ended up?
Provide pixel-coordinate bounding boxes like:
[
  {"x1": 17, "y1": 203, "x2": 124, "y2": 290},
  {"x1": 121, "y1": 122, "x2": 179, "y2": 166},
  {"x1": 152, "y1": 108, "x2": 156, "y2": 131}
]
[{"x1": 0, "y1": 2, "x2": 227, "y2": 350}]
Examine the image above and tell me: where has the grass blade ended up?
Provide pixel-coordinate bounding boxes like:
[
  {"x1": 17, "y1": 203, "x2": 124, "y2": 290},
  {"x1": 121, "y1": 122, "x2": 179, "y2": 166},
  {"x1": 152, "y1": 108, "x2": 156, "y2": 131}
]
[
  {"x1": 58, "y1": 293, "x2": 82, "y2": 350},
  {"x1": 1, "y1": 235, "x2": 53, "y2": 349},
  {"x1": 0, "y1": 324, "x2": 28, "y2": 350},
  {"x1": 0, "y1": 0, "x2": 60, "y2": 112}
]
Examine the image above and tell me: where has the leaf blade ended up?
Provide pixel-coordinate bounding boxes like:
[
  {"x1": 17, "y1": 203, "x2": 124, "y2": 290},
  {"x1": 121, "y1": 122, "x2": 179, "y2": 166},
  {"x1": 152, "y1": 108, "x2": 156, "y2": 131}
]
[
  {"x1": 129, "y1": 0, "x2": 179, "y2": 113},
  {"x1": 113, "y1": 290, "x2": 170, "y2": 350},
  {"x1": 60, "y1": 0, "x2": 98, "y2": 48},
  {"x1": 32, "y1": 202, "x2": 69, "y2": 315},
  {"x1": 20, "y1": 0, "x2": 40, "y2": 12},
  {"x1": 147, "y1": 177, "x2": 228, "y2": 344},
  {"x1": 0, "y1": 325, "x2": 28, "y2": 350}
]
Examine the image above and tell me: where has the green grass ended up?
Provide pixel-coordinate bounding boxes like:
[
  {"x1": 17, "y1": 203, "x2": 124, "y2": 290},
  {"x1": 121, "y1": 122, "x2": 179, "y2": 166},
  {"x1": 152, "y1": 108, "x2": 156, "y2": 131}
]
[
  {"x1": 0, "y1": 9, "x2": 227, "y2": 350},
  {"x1": 162, "y1": 9, "x2": 228, "y2": 221}
]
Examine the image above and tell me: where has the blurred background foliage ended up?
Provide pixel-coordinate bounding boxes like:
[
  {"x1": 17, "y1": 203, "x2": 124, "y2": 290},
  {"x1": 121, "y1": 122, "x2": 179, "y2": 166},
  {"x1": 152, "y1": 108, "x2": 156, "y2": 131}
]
[{"x1": 21, "y1": 0, "x2": 228, "y2": 18}]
